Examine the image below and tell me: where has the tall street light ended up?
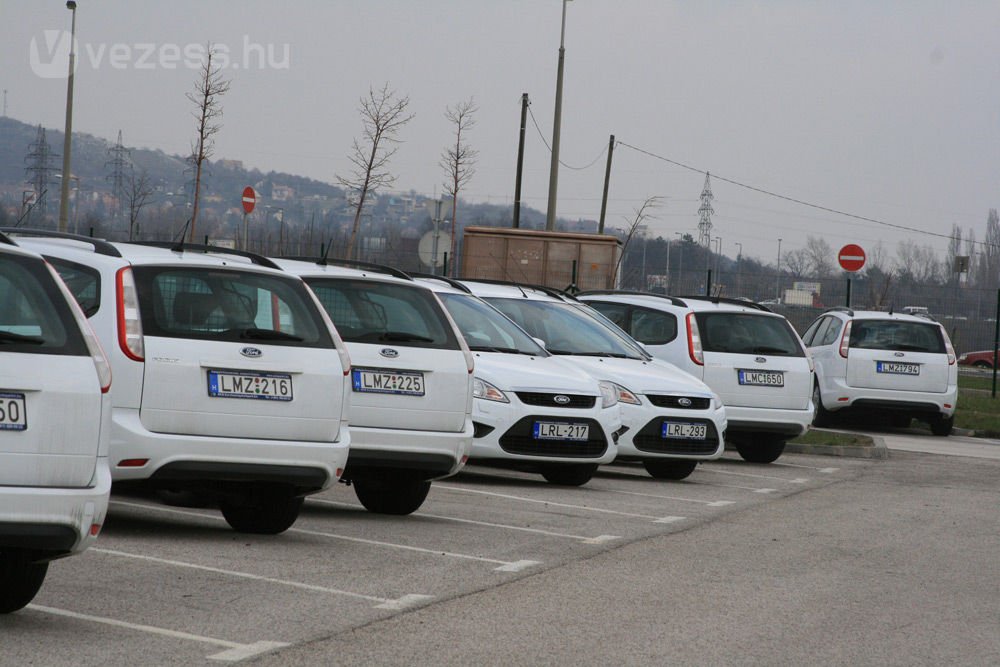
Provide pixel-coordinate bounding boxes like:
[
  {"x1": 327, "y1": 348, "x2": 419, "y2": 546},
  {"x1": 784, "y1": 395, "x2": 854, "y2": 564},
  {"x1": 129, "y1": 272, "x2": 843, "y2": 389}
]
[
  {"x1": 58, "y1": 1, "x2": 78, "y2": 232},
  {"x1": 545, "y1": 0, "x2": 571, "y2": 231},
  {"x1": 775, "y1": 238, "x2": 783, "y2": 301},
  {"x1": 674, "y1": 231, "x2": 684, "y2": 293},
  {"x1": 734, "y1": 242, "x2": 743, "y2": 296}
]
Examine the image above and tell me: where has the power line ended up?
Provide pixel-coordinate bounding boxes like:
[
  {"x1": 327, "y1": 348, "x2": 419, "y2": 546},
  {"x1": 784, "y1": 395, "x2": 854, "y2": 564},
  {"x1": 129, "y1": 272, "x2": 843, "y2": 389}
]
[
  {"x1": 616, "y1": 140, "x2": 978, "y2": 248},
  {"x1": 526, "y1": 104, "x2": 607, "y2": 171}
]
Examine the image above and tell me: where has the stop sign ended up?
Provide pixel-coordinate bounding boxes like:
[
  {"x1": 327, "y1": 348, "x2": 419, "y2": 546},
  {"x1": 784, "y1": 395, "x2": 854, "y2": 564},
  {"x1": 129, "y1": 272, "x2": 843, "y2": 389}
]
[
  {"x1": 241, "y1": 186, "x2": 256, "y2": 214},
  {"x1": 838, "y1": 244, "x2": 866, "y2": 272}
]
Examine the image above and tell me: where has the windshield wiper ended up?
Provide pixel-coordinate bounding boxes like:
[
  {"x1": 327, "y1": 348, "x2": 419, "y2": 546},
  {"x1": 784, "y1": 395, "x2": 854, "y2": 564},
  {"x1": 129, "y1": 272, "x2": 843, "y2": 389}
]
[
  {"x1": 239, "y1": 327, "x2": 304, "y2": 342},
  {"x1": 467, "y1": 344, "x2": 537, "y2": 355},
  {"x1": 564, "y1": 351, "x2": 633, "y2": 359},
  {"x1": 0, "y1": 331, "x2": 46, "y2": 345},
  {"x1": 752, "y1": 346, "x2": 791, "y2": 355}
]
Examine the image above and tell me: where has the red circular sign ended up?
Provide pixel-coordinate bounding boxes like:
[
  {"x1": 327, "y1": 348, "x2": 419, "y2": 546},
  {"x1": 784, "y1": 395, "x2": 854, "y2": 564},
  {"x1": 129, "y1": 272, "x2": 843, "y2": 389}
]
[
  {"x1": 241, "y1": 186, "x2": 256, "y2": 214},
  {"x1": 838, "y1": 244, "x2": 866, "y2": 272}
]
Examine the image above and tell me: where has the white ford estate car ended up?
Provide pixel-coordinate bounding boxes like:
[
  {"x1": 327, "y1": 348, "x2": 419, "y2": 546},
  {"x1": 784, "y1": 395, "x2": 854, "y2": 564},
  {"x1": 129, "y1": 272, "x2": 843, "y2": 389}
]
[
  {"x1": 0, "y1": 235, "x2": 111, "y2": 613},
  {"x1": 803, "y1": 308, "x2": 958, "y2": 435},
  {"x1": 462, "y1": 281, "x2": 727, "y2": 481},
  {"x1": 417, "y1": 275, "x2": 621, "y2": 486},
  {"x1": 578, "y1": 293, "x2": 814, "y2": 464},
  {"x1": 10, "y1": 230, "x2": 352, "y2": 535},
  {"x1": 275, "y1": 259, "x2": 474, "y2": 514}
]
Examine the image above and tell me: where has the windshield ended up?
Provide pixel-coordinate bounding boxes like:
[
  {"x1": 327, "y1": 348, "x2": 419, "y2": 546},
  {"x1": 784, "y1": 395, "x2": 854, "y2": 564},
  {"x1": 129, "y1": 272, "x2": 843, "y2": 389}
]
[
  {"x1": 133, "y1": 266, "x2": 333, "y2": 348},
  {"x1": 695, "y1": 312, "x2": 805, "y2": 356},
  {"x1": 849, "y1": 320, "x2": 945, "y2": 353},
  {"x1": 485, "y1": 297, "x2": 645, "y2": 359},
  {"x1": 0, "y1": 253, "x2": 87, "y2": 356},
  {"x1": 305, "y1": 278, "x2": 460, "y2": 350},
  {"x1": 438, "y1": 293, "x2": 545, "y2": 355}
]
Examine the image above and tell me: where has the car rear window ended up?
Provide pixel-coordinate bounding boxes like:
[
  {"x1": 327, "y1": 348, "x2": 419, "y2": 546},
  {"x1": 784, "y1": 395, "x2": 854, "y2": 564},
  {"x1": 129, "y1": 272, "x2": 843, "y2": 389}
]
[
  {"x1": 694, "y1": 312, "x2": 805, "y2": 356},
  {"x1": 305, "y1": 278, "x2": 460, "y2": 350},
  {"x1": 849, "y1": 320, "x2": 945, "y2": 353},
  {"x1": 132, "y1": 266, "x2": 333, "y2": 348},
  {"x1": 0, "y1": 253, "x2": 87, "y2": 356}
]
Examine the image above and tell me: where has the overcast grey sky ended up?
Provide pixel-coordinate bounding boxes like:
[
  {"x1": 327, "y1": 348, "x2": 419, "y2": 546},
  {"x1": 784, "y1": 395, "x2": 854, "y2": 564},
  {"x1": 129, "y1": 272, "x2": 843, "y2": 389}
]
[{"x1": 2, "y1": 1, "x2": 998, "y2": 264}]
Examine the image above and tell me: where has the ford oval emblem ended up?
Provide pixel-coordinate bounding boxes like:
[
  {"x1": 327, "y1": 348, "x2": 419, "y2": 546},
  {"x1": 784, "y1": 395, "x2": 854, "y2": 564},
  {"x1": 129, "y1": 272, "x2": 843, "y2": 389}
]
[
  {"x1": 755, "y1": 356, "x2": 767, "y2": 363},
  {"x1": 380, "y1": 348, "x2": 399, "y2": 358},
  {"x1": 240, "y1": 346, "x2": 263, "y2": 358},
  {"x1": 894, "y1": 352, "x2": 905, "y2": 357},
  {"x1": 554, "y1": 395, "x2": 571, "y2": 404},
  {"x1": 678, "y1": 397, "x2": 693, "y2": 407}
]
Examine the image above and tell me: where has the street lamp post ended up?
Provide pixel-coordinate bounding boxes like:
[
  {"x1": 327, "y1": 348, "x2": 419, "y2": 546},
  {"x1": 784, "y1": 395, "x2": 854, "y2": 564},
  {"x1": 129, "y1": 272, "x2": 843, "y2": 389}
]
[
  {"x1": 734, "y1": 242, "x2": 743, "y2": 296},
  {"x1": 775, "y1": 238, "x2": 783, "y2": 302},
  {"x1": 674, "y1": 232, "x2": 684, "y2": 293},
  {"x1": 545, "y1": 0, "x2": 571, "y2": 232},
  {"x1": 58, "y1": 1, "x2": 78, "y2": 232}
]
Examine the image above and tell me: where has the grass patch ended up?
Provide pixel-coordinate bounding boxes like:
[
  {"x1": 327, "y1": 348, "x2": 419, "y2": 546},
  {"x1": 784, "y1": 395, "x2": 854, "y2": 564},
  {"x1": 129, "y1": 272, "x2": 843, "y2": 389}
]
[
  {"x1": 958, "y1": 373, "x2": 1000, "y2": 392},
  {"x1": 790, "y1": 430, "x2": 874, "y2": 447},
  {"x1": 955, "y1": 388, "x2": 1000, "y2": 437}
]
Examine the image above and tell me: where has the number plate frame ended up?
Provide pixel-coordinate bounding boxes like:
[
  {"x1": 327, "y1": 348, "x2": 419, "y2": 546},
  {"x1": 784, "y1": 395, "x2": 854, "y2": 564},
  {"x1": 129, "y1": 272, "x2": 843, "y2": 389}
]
[
  {"x1": 876, "y1": 361, "x2": 920, "y2": 376},
  {"x1": 737, "y1": 370, "x2": 785, "y2": 387},
  {"x1": 662, "y1": 421, "x2": 707, "y2": 440},
  {"x1": 207, "y1": 369, "x2": 293, "y2": 401},
  {"x1": 0, "y1": 392, "x2": 27, "y2": 431},
  {"x1": 533, "y1": 421, "x2": 590, "y2": 441},
  {"x1": 352, "y1": 368, "x2": 425, "y2": 396}
]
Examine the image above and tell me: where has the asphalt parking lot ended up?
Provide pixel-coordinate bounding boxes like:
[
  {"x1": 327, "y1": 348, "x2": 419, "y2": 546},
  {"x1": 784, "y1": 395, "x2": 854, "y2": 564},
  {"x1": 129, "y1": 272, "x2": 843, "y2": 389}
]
[{"x1": 0, "y1": 453, "x2": 867, "y2": 665}]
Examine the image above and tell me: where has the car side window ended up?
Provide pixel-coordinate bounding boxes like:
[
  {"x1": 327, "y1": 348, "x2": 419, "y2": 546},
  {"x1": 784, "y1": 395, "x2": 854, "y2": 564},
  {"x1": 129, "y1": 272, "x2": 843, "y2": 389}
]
[
  {"x1": 802, "y1": 317, "x2": 825, "y2": 346},
  {"x1": 45, "y1": 256, "x2": 101, "y2": 318},
  {"x1": 630, "y1": 306, "x2": 677, "y2": 345},
  {"x1": 587, "y1": 301, "x2": 629, "y2": 329},
  {"x1": 819, "y1": 318, "x2": 842, "y2": 346}
]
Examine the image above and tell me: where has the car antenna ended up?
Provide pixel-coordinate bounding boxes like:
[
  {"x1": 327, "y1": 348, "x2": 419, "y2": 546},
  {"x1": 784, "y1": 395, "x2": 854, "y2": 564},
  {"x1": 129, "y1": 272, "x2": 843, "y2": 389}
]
[
  {"x1": 171, "y1": 218, "x2": 192, "y2": 252},
  {"x1": 318, "y1": 237, "x2": 334, "y2": 266}
]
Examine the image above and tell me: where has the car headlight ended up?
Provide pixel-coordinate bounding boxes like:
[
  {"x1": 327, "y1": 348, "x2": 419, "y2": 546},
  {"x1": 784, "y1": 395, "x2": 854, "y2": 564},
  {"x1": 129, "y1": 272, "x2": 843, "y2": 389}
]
[
  {"x1": 608, "y1": 382, "x2": 641, "y2": 405},
  {"x1": 598, "y1": 381, "x2": 619, "y2": 408},
  {"x1": 473, "y1": 377, "x2": 509, "y2": 403}
]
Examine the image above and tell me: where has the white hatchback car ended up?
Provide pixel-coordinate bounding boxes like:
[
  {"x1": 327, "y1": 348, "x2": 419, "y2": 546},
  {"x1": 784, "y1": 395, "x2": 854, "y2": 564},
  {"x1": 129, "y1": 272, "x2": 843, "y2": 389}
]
[
  {"x1": 417, "y1": 275, "x2": 621, "y2": 486},
  {"x1": 579, "y1": 292, "x2": 814, "y2": 464},
  {"x1": 275, "y1": 259, "x2": 474, "y2": 514},
  {"x1": 462, "y1": 281, "x2": 727, "y2": 481},
  {"x1": 11, "y1": 231, "x2": 352, "y2": 535},
  {"x1": 803, "y1": 308, "x2": 958, "y2": 435},
  {"x1": 0, "y1": 235, "x2": 111, "y2": 613}
]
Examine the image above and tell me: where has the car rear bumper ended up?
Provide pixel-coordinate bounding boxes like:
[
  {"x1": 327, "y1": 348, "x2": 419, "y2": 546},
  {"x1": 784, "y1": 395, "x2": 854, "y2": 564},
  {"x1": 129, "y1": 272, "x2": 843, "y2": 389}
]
[
  {"x1": 826, "y1": 379, "x2": 957, "y2": 416},
  {"x1": 724, "y1": 404, "x2": 814, "y2": 438},
  {"x1": 110, "y1": 408, "x2": 349, "y2": 490},
  {"x1": 0, "y1": 460, "x2": 111, "y2": 559},
  {"x1": 615, "y1": 402, "x2": 726, "y2": 460},
  {"x1": 344, "y1": 419, "x2": 474, "y2": 481}
]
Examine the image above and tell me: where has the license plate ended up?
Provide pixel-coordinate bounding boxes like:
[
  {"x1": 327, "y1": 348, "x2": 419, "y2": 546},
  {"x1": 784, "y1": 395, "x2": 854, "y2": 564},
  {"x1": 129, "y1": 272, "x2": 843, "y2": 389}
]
[
  {"x1": 0, "y1": 392, "x2": 27, "y2": 431},
  {"x1": 877, "y1": 361, "x2": 920, "y2": 375},
  {"x1": 662, "y1": 422, "x2": 707, "y2": 439},
  {"x1": 352, "y1": 369, "x2": 425, "y2": 396},
  {"x1": 208, "y1": 370, "x2": 293, "y2": 401},
  {"x1": 533, "y1": 422, "x2": 590, "y2": 441},
  {"x1": 738, "y1": 370, "x2": 785, "y2": 387}
]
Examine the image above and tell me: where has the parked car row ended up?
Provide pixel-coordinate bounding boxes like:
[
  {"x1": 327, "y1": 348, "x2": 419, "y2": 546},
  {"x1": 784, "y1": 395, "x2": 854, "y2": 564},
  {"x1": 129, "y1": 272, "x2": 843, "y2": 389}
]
[{"x1": 0, "y1": 228, "x2": 961, "y2": 612}]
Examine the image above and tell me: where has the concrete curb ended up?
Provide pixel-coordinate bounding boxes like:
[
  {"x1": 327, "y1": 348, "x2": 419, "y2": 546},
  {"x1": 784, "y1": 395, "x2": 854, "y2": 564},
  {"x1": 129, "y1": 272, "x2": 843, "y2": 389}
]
[{"x1": 784, "y1": 435, "x2": 889, "y2": 460}]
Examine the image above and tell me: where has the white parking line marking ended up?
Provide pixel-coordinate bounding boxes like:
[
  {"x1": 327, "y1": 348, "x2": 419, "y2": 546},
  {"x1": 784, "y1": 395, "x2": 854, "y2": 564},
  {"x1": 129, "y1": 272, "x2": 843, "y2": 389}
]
[
  {"x1": 111, "y1": 499, "x2": 538, "y2": 573},
  {"x1": 770, "y1": 461, "x2": 840, "y2": 473},
  {"x1": 91, "y1": 547, "x2": 430, "y2": 609},
  {"x1": 602, "y1": 488, "x2": 735, "y2": 507},
  {"x1": 436, "y1": 484, "x2": 685, "y2": 524},
  {"x1": 698, "y1": 469, "x2": 809, "y2": 484},
  {"x1": 308, "y1": 498, "x2": 621, "y2": 545},
  {"x1": 28, "y1": 604, "x2": 287, "y2": 662}
]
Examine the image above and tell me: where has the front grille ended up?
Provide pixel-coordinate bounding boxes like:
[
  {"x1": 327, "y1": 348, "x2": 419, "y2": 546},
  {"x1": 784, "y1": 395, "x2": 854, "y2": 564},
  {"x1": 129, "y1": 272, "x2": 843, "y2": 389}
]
[
  {"x1": 632, "y1": 417, "x2": 720, "y2": 455},
  {"x1": 499, "y1": 416, "x2": 608, "y2": 458},
  {"x1": 515, "y1": 392, "x2": 596, "y2": 409},
  {"x1": 646, "y1": 395, "x2": 711, "y2": 410}
]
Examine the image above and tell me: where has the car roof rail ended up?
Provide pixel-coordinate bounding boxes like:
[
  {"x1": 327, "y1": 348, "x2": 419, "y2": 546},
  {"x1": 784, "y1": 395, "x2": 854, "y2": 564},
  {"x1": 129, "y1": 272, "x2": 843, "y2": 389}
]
[
  {"x1": 673, "y1": 294, "x2": 773, "y2": 312},
  {"x1": 823, "y1": 306, "x2": 854, "y2": 317},
  {"x1": 575, "y1": 289, "x2": 689, "y2": 307},
  {"x1": 0, "y1": 227, "x2": 123, "y2": 257},
  {"x1": 279, "y1": 256, "x2": 413, "y2": 281},
  {"x1": 408, "y1": 272, "x2": 472, "y2": 293},
  {"x1": 459, "y1": 278, "x2": 578, "y2": 301},
  {"x1": 131, "y1": 241, "x2": 281, "y2": 270}
]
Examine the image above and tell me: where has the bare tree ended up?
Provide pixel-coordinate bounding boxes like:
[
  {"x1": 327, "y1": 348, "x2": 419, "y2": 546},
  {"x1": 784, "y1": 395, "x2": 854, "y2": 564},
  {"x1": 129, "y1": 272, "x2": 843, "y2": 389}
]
[
  {"x1": 782, "y1": 248, "x2": 809, "y2": 278},
  {"x1": 803, "y1": 236, "x2": 835, "y2": 277},
  {"x1": 124, "y1": 168, "x2": 154, "y2": 241},
  {"x1": 440, "y1": 98, "x2": 478, "y2": 276},
  {"x1": 186, "y1": 44, "x2": 231, "y2": 242},
  {"x1": 337, "y1": 84, "x2": 414, "y2": 260},
  {"x1": 613, "y1": 196, "x2": 662, "y2": 284}
]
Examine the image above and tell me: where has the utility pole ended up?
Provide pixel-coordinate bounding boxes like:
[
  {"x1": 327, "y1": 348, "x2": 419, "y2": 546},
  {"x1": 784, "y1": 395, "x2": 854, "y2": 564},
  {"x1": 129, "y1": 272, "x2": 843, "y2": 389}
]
[
  {"x1": 58, "y1": 1, "x2": 78, "y2": 232},
  {"x1": 2, "y1": 89, "x2": 7, "y2": 117},
  {"x1": 775, "y1": 237, "x2": 783, "y2": 301},
  {"x1": 545, "y1": 0, "x2": 571, "y2": 231},
  {"x1": 512, "y1": 93, "x2": 528, "y2": 229},
  {"x1": 598, "y1": 134, "x2": 614, "y2": 234}
]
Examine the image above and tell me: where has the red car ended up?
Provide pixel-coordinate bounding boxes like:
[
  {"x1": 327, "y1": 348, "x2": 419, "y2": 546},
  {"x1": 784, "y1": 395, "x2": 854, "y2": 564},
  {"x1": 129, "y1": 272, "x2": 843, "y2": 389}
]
[{"x1": 958, "y1": 349, "x2": 999, "y2": 368}]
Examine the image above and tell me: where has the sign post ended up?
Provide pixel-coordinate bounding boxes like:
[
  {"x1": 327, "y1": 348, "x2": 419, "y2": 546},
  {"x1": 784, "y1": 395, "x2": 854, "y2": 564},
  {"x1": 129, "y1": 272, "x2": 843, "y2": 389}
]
[
  {"x1": 838, "y1": 243, "x2": 866, "y2": 307},
  {"x1": 241, "y1": 187, "x2": 256, "y2": 251}
]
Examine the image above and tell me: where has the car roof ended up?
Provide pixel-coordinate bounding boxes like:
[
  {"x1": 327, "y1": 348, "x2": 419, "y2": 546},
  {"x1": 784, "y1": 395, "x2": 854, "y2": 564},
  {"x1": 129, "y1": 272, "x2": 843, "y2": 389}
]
[
  {"x1": 578, "y1": 291, "x2": 781, "y2": 316},
  {"x1": 274, "y1": 257, "x2": 432, "y2": 290},
  {"x1": 413, "y1": 276, "x2": 470, "y2": 296},
  {"x1": 844, "y1": 310, "x2": 939, "y2": 324},
  {"x1": 460, "y1": 280, "x2": 566, "y2": 302}
]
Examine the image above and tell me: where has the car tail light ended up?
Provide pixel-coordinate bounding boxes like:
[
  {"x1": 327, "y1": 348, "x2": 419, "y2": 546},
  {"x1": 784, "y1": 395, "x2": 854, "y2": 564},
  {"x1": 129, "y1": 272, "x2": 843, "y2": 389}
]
[
  {"x1": 839, "y1": 320, "x2": 853, "y2": 358},
  {"x1": 686, "y1": 313, "x2": 704, "y2": 365},
  {"x1": 47, "y1": 261, "x2": 113, "y2": 393},
  {"x1": 942, "y1": 328, "x2": 957, "y2": 365},
  {"x1": 116, "y1": 266, "x2": 144, "y2": 362}
]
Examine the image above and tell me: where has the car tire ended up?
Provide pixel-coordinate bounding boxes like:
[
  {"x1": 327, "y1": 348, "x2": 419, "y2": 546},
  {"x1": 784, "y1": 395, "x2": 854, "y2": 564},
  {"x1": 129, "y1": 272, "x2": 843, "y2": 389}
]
[
  {"x1": 890, "y1": 414, "x2": 911, "y2": 429},
  {"x1": 354, "y1": 478, "x2": 431, "y2": 515},
  {"x1": 642, "y1": 459, "x2": 698, "y2": 480},
  {"x1": 540, "y1": 463, "x2": 598, "y2": 486},
  {"x1": 812, "y1": 384, "x2": 834, "y2": 428},
  {"x1": 0, "y1": 553, "x2": 48, "y2": 614},
  {"x1": 973, "y1": 360, "x2": 991, "y2": 369},
  {"x1": 736, "y1": 438, "x2": 786, "y2": 464},
  {"x1": 929, "y1": 415, "x2": 954, "y2": 437},
  {"x1": 220, "y1": 487, "x2": 303, "y2": 534}
]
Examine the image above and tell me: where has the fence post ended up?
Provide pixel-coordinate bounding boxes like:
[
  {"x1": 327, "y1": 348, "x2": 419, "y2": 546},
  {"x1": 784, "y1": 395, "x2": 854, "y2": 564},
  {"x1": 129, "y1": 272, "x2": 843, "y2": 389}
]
[
  {"x1": 992, "y1": 289, "x2": 999, "y2": 399},
  {"x1": 705, "y1": 269, "x2": 712, "y2": 296},
  {"x1": 846, "y1": 278, "x2": 852, "y2": 308}
]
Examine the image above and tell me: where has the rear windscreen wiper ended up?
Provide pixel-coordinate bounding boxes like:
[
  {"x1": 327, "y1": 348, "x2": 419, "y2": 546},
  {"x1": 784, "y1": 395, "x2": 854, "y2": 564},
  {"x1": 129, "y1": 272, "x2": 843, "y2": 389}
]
[
  {"x1": 0, "y1": 331, "x2": 45, "y2": 345},
  {"x1": 378, "y1": 331, "x2": 435, "y2": 343},
  {"x1": 239, "y1": 327, "x2": 304, "y2": 342}
]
